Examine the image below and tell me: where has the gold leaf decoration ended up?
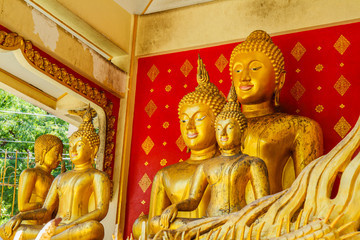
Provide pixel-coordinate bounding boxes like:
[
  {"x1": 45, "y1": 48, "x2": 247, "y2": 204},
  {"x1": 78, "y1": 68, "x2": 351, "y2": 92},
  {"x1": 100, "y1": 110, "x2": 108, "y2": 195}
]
[
  {"x1": 165, "y1": 85, "x2": 172, "y2": 92},
  {"x1": 334, "y1": 35, "x2": 350, "y2": 55},
  {"x1": 334, "y1": 75, "x2": 351, "y2": 96},
  {"x1": 334, "y1": 116, "x2": 351, "y2": 138},
  {"x1": 160, "y1": 159, "x2": 167, "y2": 166},
  {"x1": 291, "y1": 42, "x2": 306, "y2": 61},
  {"x1": 142, "y1": 136, "x2": 154, "y2": 155},
  {"x1": 147, "y1": 64, "x2": 159, "y2": 82},
  {"x1": 315, "y1": 64, "x2": 324, "y2": 72},
  {"x1": 215, "y1": 54, "x2": 228, "y2": 73},
  {"x1": 296, "y1": 69, "x2": 301, "y2": 73},
  {"x1": 176, "y1": 135, "x2": 186, "y2": 152},
  {"x1": 145, "y1": 100, "x2": 157, "y2": 117},
  {"x1": 141, "y1": 200, "x2": 146, "y2": 205},
  {"x1": 340, "y1": 104, "x2": 345, "y2": 109},
  {"x1": 315, "y1": 105, "x2": 324, "y2": 113},
  {"x1": 290, "y1": 81, "x2": 306, "y2": 101},
  {"x1": 138, "y1": 173, "x2": 152, "y2": 193},
  {"x1": 163, "y1": 122, "x2": 169, "y2": 129},
  {"x1": 180, "y1": 59, "x2": 193, "y2": 77}
]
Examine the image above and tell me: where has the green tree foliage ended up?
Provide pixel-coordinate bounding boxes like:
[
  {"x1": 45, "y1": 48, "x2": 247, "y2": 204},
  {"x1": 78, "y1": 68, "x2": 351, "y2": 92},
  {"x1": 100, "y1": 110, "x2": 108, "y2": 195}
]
[{"x1": 0, "y1": 89, "x2": 70, "y2": 224}]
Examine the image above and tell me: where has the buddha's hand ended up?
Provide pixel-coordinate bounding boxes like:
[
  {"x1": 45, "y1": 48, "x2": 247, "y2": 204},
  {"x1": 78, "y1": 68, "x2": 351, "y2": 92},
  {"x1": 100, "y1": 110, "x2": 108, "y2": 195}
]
[
  {"x1": 197, "y1": 58, "x2": 209, "y2": 83},
  {"x1": 4, "y1": 214, "x2": 23, "y2": 238},
  {"x1": 160, "y1": 204, "x2": 178, "y2": 229}
]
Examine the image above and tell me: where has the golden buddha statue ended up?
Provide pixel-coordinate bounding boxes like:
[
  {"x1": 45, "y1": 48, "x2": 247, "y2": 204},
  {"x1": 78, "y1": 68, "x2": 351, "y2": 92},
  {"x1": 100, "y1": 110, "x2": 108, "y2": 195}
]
[
  {"x1": 18, "y1": 134, "x2": 63, "y2": 225},
  {"x1": 0, "y1": 107, "x2": 111, "y2": 240},
  {"x1": 140, "y1": 56, "x2": 226, "y2": 237},
  {"x1": 157, "y1": 84, "x2": 269, "y2": 230},
  {"x1": 152, "y1": 116, "x2": 360, "y2": 240},
  {"x1": 229, "y1": 30, "x2": 323, "y2": 194}
]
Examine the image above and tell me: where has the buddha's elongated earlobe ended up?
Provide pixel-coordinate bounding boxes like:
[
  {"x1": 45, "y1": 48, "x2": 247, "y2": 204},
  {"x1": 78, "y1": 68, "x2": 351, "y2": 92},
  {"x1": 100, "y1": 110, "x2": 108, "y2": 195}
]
[{"x1": 274, "y1": 71, "x2": 286, "y2": 107}]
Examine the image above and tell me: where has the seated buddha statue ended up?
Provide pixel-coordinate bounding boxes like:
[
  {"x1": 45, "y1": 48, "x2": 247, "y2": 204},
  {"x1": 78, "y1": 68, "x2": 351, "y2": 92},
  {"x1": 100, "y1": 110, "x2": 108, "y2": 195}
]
[
  {"x1": 0, "y1": 107, "x2": 111, "y2": 240},
  {"x1": 157, "y1": 84, "x2": 269, "y2": 230},
  {"x1": 141, "y1": 56, "x2": 226, "y2": 237},
  {"x1": 18, "y1": 134, "x2": 63, "y2": 225},
  {"x1": 229, "y1": 30, "x2": 323, "y2": 194}
]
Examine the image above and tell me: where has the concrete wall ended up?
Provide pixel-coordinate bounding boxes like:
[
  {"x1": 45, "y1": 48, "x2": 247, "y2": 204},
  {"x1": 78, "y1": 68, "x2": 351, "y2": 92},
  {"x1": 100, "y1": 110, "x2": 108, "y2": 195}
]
[
  {"x1": 0, "y1": 0, "x2": 128, "y2": 97},
  {"x1": 136, "y1": 0, "x2": 360, "y2": 56}
]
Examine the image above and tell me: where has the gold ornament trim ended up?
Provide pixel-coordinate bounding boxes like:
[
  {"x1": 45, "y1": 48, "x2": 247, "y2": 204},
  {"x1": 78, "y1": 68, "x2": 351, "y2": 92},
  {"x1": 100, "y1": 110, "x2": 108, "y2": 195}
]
[{"x1": 0, "y1": 30, "x2": 116, "y2": 180}]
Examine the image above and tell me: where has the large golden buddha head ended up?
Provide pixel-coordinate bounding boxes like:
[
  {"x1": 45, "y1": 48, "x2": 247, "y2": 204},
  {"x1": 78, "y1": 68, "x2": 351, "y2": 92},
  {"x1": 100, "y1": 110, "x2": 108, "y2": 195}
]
[
  {"x1": 229, "y1": 30, "x2": 285, "y2": 107},
  {"x1": 215, "y1": 84, "x2": 247, "y2": 153},
  {"x1": 69, "y1": 107, "x2": 100, "y2": 164},
  {"x1": 178, "y1": 56, "x2": 226, "y2": 151},
  {"x1": 34, "y1": 134, "x2": 63, "y2": 170}
]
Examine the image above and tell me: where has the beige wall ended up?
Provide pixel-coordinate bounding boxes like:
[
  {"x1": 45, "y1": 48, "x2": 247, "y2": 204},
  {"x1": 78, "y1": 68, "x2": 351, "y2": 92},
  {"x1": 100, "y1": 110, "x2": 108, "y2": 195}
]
[
  {"x1": 0, "y1": 0, "x2": 128, "y2": 97},
  {"x1": 136, "y1": 0, "x2": 360, "y2": 56}
]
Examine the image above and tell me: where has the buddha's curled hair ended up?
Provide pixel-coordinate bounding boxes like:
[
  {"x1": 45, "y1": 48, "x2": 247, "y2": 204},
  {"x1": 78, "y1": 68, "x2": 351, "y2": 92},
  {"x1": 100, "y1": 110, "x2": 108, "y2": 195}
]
[
  {"x1": 215, "y1": 84, "x2": 247, "y2": 132},
  {"x1": 178, "y1": 56, "x2": 226, "y2": 117}
]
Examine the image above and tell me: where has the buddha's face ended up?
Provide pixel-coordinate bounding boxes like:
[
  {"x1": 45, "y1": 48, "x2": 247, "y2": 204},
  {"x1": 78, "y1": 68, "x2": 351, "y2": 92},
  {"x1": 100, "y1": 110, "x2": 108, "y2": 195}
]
[
  {"x1": 69, "y1": 136, "x2": 94, "y2": 165},
  {"x1": 216, "y1": 118, "x2": 242, "y2": 150},
  {"x1": 232, "y1": 51, "x2": 276, "y2": 105},
  {"x1": 179, "y1": 103, "x2": 216, "y2": 151},
  {"x1": 43, "y1": 145, "x2": 62, "y2": 170}
]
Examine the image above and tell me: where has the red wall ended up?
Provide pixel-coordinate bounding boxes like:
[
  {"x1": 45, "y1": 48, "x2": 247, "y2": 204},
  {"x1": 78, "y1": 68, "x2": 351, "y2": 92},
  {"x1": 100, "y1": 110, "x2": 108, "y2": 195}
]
[{"x1": 125, "y1": 22, "x2": 360, "y2": 237}]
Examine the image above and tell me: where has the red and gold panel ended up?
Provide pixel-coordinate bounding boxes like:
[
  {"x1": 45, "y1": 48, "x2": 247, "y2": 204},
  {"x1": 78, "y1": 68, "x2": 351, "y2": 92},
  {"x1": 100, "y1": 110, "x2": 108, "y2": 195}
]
[{"x1": 125, "y1": 22, "x2": 360, "y2": 236}]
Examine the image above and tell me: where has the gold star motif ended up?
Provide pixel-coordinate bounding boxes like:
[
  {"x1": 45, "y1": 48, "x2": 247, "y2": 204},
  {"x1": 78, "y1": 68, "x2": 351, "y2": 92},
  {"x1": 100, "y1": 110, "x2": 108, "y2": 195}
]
[
  {"x1": 215, "y1": 54, "x2": 229, "y2": 73},
  {"x1": 290, "y1": 81, "x2": 306, "y2": 101},
  {"x1": 334, "y1": 75, "x2": 351, "y2": 96},
  {"x1": 163, "y1": 122, "x2": 169, "y2": 129},
  {"x1": 141, "y1": 136, "x2": 154, "y2": 155},
  {"x1": 144, "y1": 161, "x2": 148, "y2": 166},
  {"x1": 145, "y1": 100, "x2": 157, "y2": 117},
  {"x1": 184, "y1": 84, "x2": 188, "y2": 88},
  {"x1": 147, "y1": 65, "x2": 159, "y2": 82},
  {"x1": 317, "y1": 86, "x2": 322, "y2": 90},
  {"x1": 179, "y1": 159, "x2": 183, "y2": 162},
  {"x1": 296, "y1": 69, "x2": 301, "y2": 73},
  {"x1": 334, "y1": 116, "x2": 351, "y2": 138},
  {"x1": 334, "y1": 35, "x2": 350, "y2": 55},
  {"x1": 315, "y1": 64, "x2": 324, "y2": 72},
  {"x1": 138, "y1": 173, "x2": 152, "y2": 193},
  {"x1": 340, "y1": 104, "x2": 345, "y2": 109},
  {"x1": 291, "y1": 42, "x2": 306, "y2": 61},
  {"x1": 163, "y1": 142, "x2": 167, "y2": 146},
  {"x1": 141, "y1": 200, "x2": 146, "y2": 205},
  {"x1": 180, "y1": 59, "x2": 193, "y2": 77},
  {"x1": 168, "y1": 69, "x2": 171, "y2": 73},
  {"x1": 150, "y1": 89, "x2": 154, "y2": 93},
  {"x1": 147, "y1": 125, "x2": 151, "y2": 129},
  {"x1": 160, "y1": 159, "x2": 167, "y2": 166},
  {"x1": 165, "y1": 85, "x2": 172, "y2": 92},
  {"x1": 219, "y1": 79, "x2": 223, "y2": 84},
  {"x1": 315, "y1": 105, "x2": 324, "y2": 113},
  {"x1": 317, "y1": 46, "x2": 322, "y2": 50},
  {"x1": 165, "y1": 105, "x2": 169, "y2": 109},
  {"x1": 340, "y1": 63, "x2": 344, "y2": 67},
  {"x1": 176, "y1": 135, "x2": 186, "y2": 152}
]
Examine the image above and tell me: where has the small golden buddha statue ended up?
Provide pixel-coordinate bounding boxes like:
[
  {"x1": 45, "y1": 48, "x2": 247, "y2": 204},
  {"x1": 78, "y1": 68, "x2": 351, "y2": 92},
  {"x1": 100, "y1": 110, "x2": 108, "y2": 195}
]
[
  {"x1": 229, "y1": 30, "x2": 323, "y2": 194},
  {"x1": 158, "y1": 84, "x2": 269, "y2": 230},
  {"x1": 18, "y1": 134, "x2": 63, "y2": 225},
  {"x1": 0, "y1": 107, "x2": 111, "y2": 240},
  {"x1": 140, "y1": 56, "x2": 226, "y2": 237}
]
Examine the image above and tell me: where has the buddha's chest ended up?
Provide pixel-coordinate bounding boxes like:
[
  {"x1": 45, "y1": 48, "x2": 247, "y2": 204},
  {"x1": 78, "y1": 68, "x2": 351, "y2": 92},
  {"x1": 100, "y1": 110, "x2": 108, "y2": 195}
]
[
  {"x1": 244, "y1": 116, "x2": 295, "y2": 156},
  {"x1": 57, "y1": 173, "x2": 93, "y2": 198}
]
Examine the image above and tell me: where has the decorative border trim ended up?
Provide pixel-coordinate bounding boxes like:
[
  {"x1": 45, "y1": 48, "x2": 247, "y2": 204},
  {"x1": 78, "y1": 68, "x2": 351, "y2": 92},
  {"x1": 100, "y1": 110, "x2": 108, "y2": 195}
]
[{"x1": 0, "y1": 30, "x2": 116, "y2": 180}]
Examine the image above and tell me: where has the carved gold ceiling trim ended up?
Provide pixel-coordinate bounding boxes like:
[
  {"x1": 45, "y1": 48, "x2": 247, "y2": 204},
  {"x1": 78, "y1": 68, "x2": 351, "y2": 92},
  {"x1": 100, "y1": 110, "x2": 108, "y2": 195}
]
[{"x1": 0, "y1": 30, "x2": 116, "y2": 181}]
